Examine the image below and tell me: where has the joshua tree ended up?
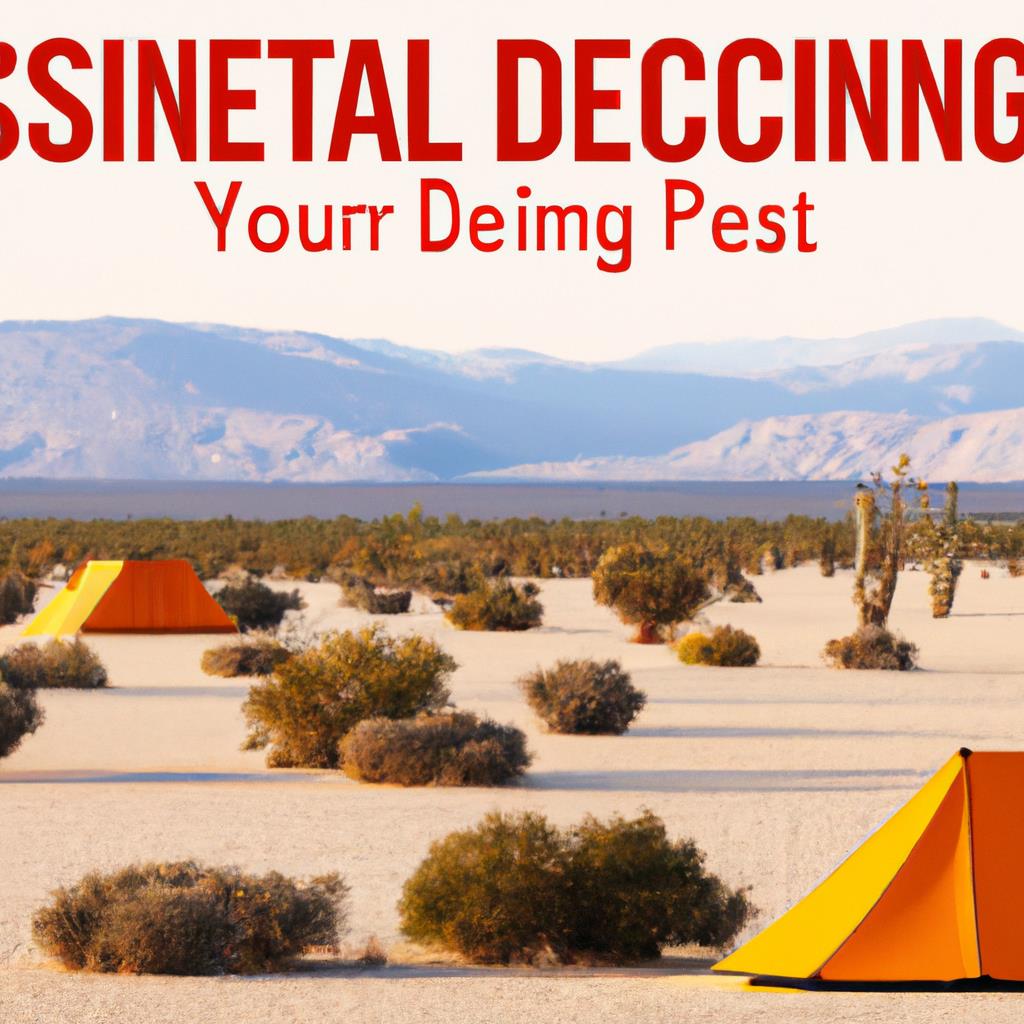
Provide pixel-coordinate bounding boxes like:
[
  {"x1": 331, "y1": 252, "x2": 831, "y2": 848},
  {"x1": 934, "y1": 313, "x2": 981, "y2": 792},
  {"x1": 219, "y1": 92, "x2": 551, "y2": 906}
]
[
  {"x1": 918, "y1": 481, "x2": 963, "y2": 618},
  {"x1": 852, "y1": 454, "x2": 912, "y2": 629},
  {"x1": 819, "y1": 536, "x2": 836, "y2": 578}
]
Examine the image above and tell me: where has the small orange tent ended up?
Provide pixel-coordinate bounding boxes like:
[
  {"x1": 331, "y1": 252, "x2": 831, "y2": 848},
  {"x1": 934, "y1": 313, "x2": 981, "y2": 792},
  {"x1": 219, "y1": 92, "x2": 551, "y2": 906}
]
[
  {"x1": 714, "y1": 749, "x2": 1024, "y2": 983},
  {"x1": 24, "y1": 560, "x2": 237, "y2": 637}
]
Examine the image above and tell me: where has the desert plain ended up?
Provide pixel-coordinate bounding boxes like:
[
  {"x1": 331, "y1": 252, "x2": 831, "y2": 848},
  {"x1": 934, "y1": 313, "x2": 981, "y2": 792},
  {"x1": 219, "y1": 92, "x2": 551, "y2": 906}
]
[{"x1": 2, "y1": 562, "x2": 1024, "y2": 1022}]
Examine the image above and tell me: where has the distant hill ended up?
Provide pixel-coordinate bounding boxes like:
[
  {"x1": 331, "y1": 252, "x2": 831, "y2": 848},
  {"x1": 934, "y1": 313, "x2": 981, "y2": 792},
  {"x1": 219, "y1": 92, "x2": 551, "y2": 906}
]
[
  {"x1": 0, "y1": 316, "x2": 1022, "y2": 482},
  {"x1": 468, "y1": 409, "x2": 1024, "y2": 483}
]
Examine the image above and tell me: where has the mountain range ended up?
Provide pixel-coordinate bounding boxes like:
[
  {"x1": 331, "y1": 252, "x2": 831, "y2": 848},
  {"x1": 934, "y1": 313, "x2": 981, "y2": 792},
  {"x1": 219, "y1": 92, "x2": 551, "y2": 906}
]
[{"x1": 1, "y1": 316, "x2": 1023, "y2": 483}]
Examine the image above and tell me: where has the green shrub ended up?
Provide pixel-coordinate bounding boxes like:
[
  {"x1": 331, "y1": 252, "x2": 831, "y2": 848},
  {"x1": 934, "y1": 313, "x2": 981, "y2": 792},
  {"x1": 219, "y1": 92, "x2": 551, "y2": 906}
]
[
  {"x1": 564, "y1": 812, "x2": 753, "y2": 959},
  {"x1": 340, "y1": 577, "x2": 413, "y2": 615},
  {"x1": 31, "y1": 861, "x2": 346, "y2": 975},
  {"x1": 445, "y1": 579, "x2": 543, "y2": 632},
  {"x1": 340, "y1": 711, "x2": 531, "y2": 786},
  {"x1": 518, "y1": 659, "x2": 645, "y2": 735},
  {"x1": 822, "y1": 625, "x2": 918, "y2": 670},
  {"x1": 1, "y1": 639, "x2": 108, "y2": 689},
  {"x1": 676, "y1": 626, "x2": 761, "y2": 667},
  {"x1": 399, "y1": 810, "x2": 751, "y2": 965},
  {"x1": 201, "y1": 636, "x2": 291, "y2": 677},
  {"x1": 0, "y1": 571, "x2": 36, "y2": 624},
  {"x1": 213, "y1": 577, "x2": 304, "y2": 632},
  {"x1": 242, "y1": 626, "x2": 456, "y2": 769},
  {"x1": 0, "y1": 681, "x2": 44, "y2": 758},
  {"x1": 592, "y1": 545, "x2": 709, "y2": 643}
]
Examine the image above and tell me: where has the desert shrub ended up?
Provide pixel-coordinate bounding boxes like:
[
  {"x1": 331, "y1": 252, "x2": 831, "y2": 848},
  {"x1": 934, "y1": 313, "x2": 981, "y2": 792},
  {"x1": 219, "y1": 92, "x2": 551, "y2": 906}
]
[
  {"x1": 0, "y1": 681, "x2": 44, "y2": 758},
  {"x1": 1, "y1": 639, "x2": 108, "y2": 689},
  {"x1": 243, "y1": 626, "x2": 456, "y2": 769},
  {"x1": 1008, "y1": 559, "x2": 1024, "y2": 578},
  {"x1": 201, "y1": 636, "x2": 291, "y2": 677},
  {"x1": 445, "y1": 579, "x2": 543, "y2": 631},
  {"x1": 32, "y1": 861, "x2": 346, "y2": 975},
  {"x1": 676, "y1": 626, "x2": 761, "y2": 667},
  {"x1": 340, "y1": 577, "x2": 413, "y2": 615},
  {"x1": 399, "y1": 810, "x2": 751, "y2": 965},
  {"x1": 822, "y1": 625, "x2": 918, "y2": 671},
  {"x1": 518, "y1": 659, "x2": 645, "y2": 735},
  {"x1": 592, "y1": 544, "x2": 709, "y2": 643},
  {"x1": 564, "y1": 812, "x2": 753, "y2": 959},
  {"x1": 0, "y1": 571, "x2": 36, "y2": 624},
  {"x1": 213, "y1": 577, "x2": 304, "y2": 632},
  {"x1": 340, "y1": 711, "x2": 531, "y2": 786}
]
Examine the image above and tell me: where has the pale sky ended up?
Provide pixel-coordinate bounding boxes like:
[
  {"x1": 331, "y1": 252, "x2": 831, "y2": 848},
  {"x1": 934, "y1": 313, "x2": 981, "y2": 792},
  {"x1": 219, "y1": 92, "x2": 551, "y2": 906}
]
[{"x1": 1, "y1": 0, "x2": 1022, "y2": 360}]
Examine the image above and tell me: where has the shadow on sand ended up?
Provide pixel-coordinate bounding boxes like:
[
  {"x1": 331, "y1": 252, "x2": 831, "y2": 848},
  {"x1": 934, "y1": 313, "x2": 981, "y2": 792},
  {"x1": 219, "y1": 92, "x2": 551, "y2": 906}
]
[
  {"x1": 0, "y1": 770, "x2": 328, "y2": 785},
  {"x1": 525, "y1": 768, "x2": 925, "y2": 794}
]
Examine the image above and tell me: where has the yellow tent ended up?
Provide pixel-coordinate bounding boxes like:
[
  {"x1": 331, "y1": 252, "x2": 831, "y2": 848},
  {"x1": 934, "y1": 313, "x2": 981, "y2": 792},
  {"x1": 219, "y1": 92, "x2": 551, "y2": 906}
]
[
  {"x1": 715, "y1": 749, "x2": 1024, "y2": 983},
  {"x1": 24, "y1": 560, "x2": 237, "y2": 637}
]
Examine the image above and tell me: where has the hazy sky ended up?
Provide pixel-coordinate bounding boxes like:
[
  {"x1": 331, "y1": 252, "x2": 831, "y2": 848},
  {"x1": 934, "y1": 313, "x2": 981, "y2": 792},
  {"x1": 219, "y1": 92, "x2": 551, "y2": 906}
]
[{"x1": 1, "y1": 1, "x2": 1022, "y2": 360}]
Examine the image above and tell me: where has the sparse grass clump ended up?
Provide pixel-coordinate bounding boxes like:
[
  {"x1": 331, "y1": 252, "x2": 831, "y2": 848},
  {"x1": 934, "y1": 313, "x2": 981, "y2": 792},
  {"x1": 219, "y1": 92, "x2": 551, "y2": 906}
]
[
  {"x1": 32, "y1": 861, "x2": 347, "y2": 975},
  {"x1": 213, "y1": 577, "x2": 304, "y2": 632},
  {"x1": 445, "y1": 579, "x2": 543, "y2": 632},
  {"x1": 822, "y1": 625, "x2": 918, "y2": 671},
  {"x1": 518, "y1": 659, "x2": 646, "y2": 735},
  {"x1": 1, "y1": 638, "x2": 108, "y2": 689},
  {"x1": 340, "y1": 577, "x2": 413, "y2": 615},
  {"x1": 201, "y1": 636, "x2": 291, "y2": 677},
  {"x1": 242, "y1": 626, "x2": 456, "y2": 769},
  {"x1": 0, "y1": 681, "x2": 44, "y2": 758},
  {"x1": 676, "y1": 626, "x2": 761, "y2": 667},
  {"x1": 0, "y1": 571, "x2": 36, "y2": 624},
  {"x1": 340, "y1": 711, "x2": 531, "y2": 787},
  {"x1": 399, "y1": 810, "x2": 752, "y2": 965}
]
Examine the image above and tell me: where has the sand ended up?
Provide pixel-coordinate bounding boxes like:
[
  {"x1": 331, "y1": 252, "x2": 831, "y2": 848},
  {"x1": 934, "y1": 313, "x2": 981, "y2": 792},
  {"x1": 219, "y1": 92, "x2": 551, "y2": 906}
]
[{"x1": 2, "y1": 563, "x2": 1024, "y2": 1022}]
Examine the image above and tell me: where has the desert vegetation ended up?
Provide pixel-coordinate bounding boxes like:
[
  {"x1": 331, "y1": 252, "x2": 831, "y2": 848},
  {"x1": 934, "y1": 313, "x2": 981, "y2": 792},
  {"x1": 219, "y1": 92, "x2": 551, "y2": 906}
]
[
  {"x1": 31, "y1": 861, "x2": 346, "y2": 975},
  {"x1": 676, "y1": 625, "x2": 761, "y2": 667},
  {"x1": 0, "y1": 681, "x2": 43, "y2": 758},
  {"x1": 825, "y1": 457, "x2": 921, "y2": 669},
  {"x1": 914, "y1": 481, "x2": 964, "y2": 618},
  {"x1": 340, "y1": 711, "x2": 530, "y2": 786},
  {"x1": 242, "y1": 626, "x2": 456, "y2": 769},
  {"x1": 340, "y1": 576, "x2": 413, "y2": 614},
  {"x1": 0, "y1": 570, "x2": 36, "y2": 624},
  {"x1": 445, "y1": 578, "x2": 543, "y2": 631},
  {"x1": 822, "y1": 625, "x2": 919, "y2": 671},
  {"x1": 200, "y1": 636, "x2": 291, "y2": 677},
  {"x1": 592, "y1": 544, "x2": 710, "y2": 643},
  {"x1": 518, "y1": 659, "x2": 646, "y2": 735},
  {"x1": 212, "y1": 576, "x2": 304, "y2": 632},
  {"x1": 0, "y1": 639, "x2": 108, "y2": 689},
  {"x1": 399, "y1": 810, "x2": 752, "y2": 964}
]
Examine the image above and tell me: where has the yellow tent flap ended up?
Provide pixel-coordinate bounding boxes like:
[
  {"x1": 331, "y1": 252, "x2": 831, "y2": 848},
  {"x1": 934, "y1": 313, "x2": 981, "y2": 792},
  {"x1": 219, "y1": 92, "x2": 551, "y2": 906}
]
[
  {"x1": 24, "y1": 561, "x2": 124, "y2": 639},
  {"x1": 716, "y1": 750, "x2": 1024, "y2": 983}
]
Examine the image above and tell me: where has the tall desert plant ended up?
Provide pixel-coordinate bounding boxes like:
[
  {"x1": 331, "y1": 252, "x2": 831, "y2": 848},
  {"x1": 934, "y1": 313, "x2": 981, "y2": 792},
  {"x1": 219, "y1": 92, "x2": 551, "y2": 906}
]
[{"x1": 918, "y1": 481, "x2": 963, "y2": 618}]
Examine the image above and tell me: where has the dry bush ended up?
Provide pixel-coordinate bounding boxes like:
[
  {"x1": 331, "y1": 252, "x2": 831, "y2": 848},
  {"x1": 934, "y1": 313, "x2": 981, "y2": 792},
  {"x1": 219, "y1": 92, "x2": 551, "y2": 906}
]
[
  {"x1": 243, "y1": 626, "x2": 456, "y2": 769},
  {"x1": 32, "y1": 861, "x2": 347, "y2": 975},
  {"x1": 0, "y1": 639, "x2": 108, "y2": 689},
  {"x1": 445, "y1": 579, "x2": 543, "y2": 631},
  {"x1": 201, "y1": 636, "x2": 291, "y2": 678},
  {"x1": 355, "y1": 936, "x2": 388, "y2": 967},
  {"x1": 340, "y1": 578, "x2": 413, "y2": 615},
  {"x1": 0, "y1": 571, "x2": 36, "y2": 624},
  {"x1": 212, "y1": 577, "x2": 304, "y2": 632},
  {"x1": 1007, "y1": 559, "x2": 1024, "y2": 578},
  {"x1": 676, "y1": 626, "x2": 761, "y2": 667},
  {"x1": 399, "y1": 810, "x2": 752, "y2": 965},
  {"x1": 341, "y1": 711, "x2": 530, "y2": 787},
  {"x1": 0, "y1": 681, "x2": 44, "y2": 758},
  {"x1": 592, "y1": 544, "x2": 709, "y2": 643},
  {"x1": 518, "y1": 659, "x2": 645, "y2": 735},
  {"x1": 822, "y1": 625, "x2": 918, "y2": 671}
]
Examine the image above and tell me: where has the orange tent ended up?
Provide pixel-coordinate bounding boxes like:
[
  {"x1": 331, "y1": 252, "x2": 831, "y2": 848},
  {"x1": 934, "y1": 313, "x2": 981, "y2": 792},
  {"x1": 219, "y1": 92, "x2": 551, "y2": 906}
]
[
  {"x1": 715, "y1": 749, "x2": 1024, "y2": 983},
  {"x1": 24, "y1": 560, "x2": 237, "y2": 636}
]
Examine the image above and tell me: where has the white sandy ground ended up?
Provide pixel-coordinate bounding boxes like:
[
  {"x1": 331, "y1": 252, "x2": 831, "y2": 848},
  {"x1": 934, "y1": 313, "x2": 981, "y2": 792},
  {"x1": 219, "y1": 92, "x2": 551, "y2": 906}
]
[{"x1": 2, "y1": 563, "x2": 1024, "y2": 1022}]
